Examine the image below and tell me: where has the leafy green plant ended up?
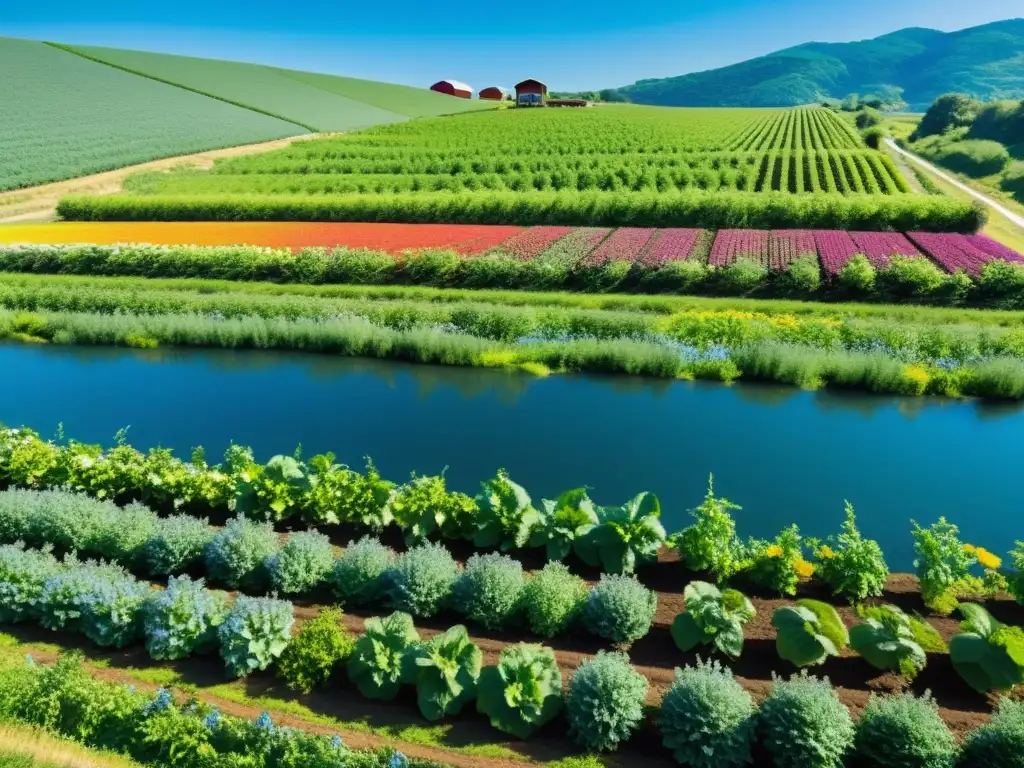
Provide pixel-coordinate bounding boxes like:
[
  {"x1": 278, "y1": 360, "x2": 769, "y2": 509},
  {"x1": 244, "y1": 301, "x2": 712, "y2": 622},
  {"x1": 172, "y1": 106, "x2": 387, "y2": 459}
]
[
  {"x1": 217, "y1": 595, "x2": 294, "y2": 679},
  {"x1": 276, "y1": 608, "x2": 355, "y2": 693},
  {"x1": 772, "y1": 599, "x2": 849, "y2": 667},
  {"x1": 265, "y1": 530, "x2": 335, "y2": 595},
  {"x1": 747, "y1": 524, "x2": 809, "y2": 596},
  {"x1": 528, "y1": 488, "x2": 599, "y2": 561},
  {"x1": 959, "y1": 697, "x2": 1024, "y2": 767},
  {"x1": 346, "y1": 611, "x2": 420, "y2": 700},
  {"x1": 672, "y1": 477, "x2": 746, "y2": 582},
  {"x1": 204, "y1": 516, "x2": 280, "y2": 591},
  {"x1": 810, "y1": 502, "x2": 888, "y2": 602},
  {"x1": 477, "y1": 643, "x2": 563, "y2": 738},
  {"x1": 472, "y1": 470, "x2": 540, "y2": 551},
  {"x1": 79, "y1": 572, "x2": 151, "y2": 648},
  {"x1": 0, "y1": 543, "x2": 62, "y2": 623},
  {"x1": 849, "y1": 604, "x2": 927, "y2": 679},
  {"x1": 383, "y1": 542, "x2": 459, "y2": 618},
  {"x1": 574, "y1": 491, "x2": 665, "y2": 575},
  {"x1": 565, "y1": 651, "x2": 648, "y2": 752},
  {"x1": 389, "y1": 473, "x2": 476, "y2": 545},
  {"x1": 304, "y1": 456, "x2": 395, "y2": 528},
  {"x1": 582, "y1": 573, "x2": 657, "y2": 644},
  {"x1": 658, "y1": 658, "x2": 756, "y2": 768},
  {"x1": 234, "y1": 454, "x2": 312, "y2": 521},
  {"x1": 522, "y1": 562, "x2": 589, "y2": 638},
  {"x1": 911, "y1": 517, "x2": 977, "y2": 614},
  {"x1": 837, "y1": 253, "x2": 877, "y2": 294},
  {"x1": 37, "y1": 560, "x2": 131, "y2": 633},
  {"x1": 330, "y1": 536, "x2": 393, "y2": 606},
  {"x1": 759, "y1": 671, "x2": 854, "y2": 768},
  {"x1": 452, "y1": 553, "x2": 524, "y2": 630},
  {"x1": 670, "y1": 581, "x2": 754, "y2": 659},
  {"x1": 143, "y1": 575, "x2": 227, "y2": 660},
  {"x1": 853, "y1": 692, "x2": 957, "y2": 768},
  {"x1": 407, "y1": 624, "x2": 482, "y2": 721},
  {"x1": 950, "y1": 602, "x2": 1024, "y2": 693},
  {"x1": 144, "y1": 514, "x2": 216, "y2": 576}
]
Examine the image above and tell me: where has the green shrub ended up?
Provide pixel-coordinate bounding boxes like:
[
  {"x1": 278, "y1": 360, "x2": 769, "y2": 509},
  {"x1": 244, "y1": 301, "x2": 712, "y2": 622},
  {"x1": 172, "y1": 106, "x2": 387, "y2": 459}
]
[
  {"x1": 143, "y1": 575, "x2": 227, "y2": 660},
  {"x1": 528, "y1": 488, "x2": 598, "y2": 561},
  {"x1": 38, "y1": 561, "x2": 133, "y2": 635},
  {"x1": 582, "y1": 573, "x2": 657, "y2": 644},
  {"x1": 234, "y1": 454, "x2": 312, "y2": 522},
  {"x1": 777, "y1": 253, "x2": 822, "y2": 294},
  {"x1": 1002, "y1": 162, "x2": 1024, "y2": 199},
  {"x1": 876, "y1": 257, "x2": 947, "y2": 300},
  {"x1": 772, "y1": 599, "x2": 848, "y2": 667},
  {"x1": 935, "y1": 140, "x2": 1010, "y2": 178},
  {"x1": 810, "y1": 502, "x2": 888, "y2": 601},
  {"x1": 407, "y1": 624, "x2": 482, "y2": 721},
  {"x1": 950, "y1": 603, "x2": 1024, "y2": 693},
  {"x1": 389, "y1": 473, "x2": 477, "y2": 545},
  {"x1": 304, "y1": 456, "x2": 395, "y2": 528},
  {"x1": 759, "y1": 672, "x2": 854, "y2": 768},
  {"x1": 323, "y1": 248, "x2": 398, "y2": 284},
  {"x1": 670, "y1": 581, "x2": 755, "y2": 660},
  {"x1": 330, "y1": 536, "x2": 393, "y2": 606},
  {"x1": 639, "y1": 259, "x2": 708, "y2": 293},
  {"x1": 911, "y1": 517, "x2": 973, "y2": 613},
  {"x1": 976, "y1": 259, "x2": 1024, "y2": 306},
  {"x1": 0, "y1": 543, "x2": 62, "y2": 623},
  {"x1": 837, "y1": 253, "x2": 876, "y2": 294},
  {"x1": 276, "y1": 608, "x2": 355, "y2": 693},
  {"x1": 715, "y1": 258, "x2": 768, "y2": 295},
  {"x1": 403, "y1": 249, "x2": 464, "y2": 286},
  {"x1": 346, "y1": 611, "x2": 420, "y2": 701},
  {"x1": 565, "y1": 651, "x2": 648, "y2": 752},
  {"x1": 266, "y1": 530, "x2": 335, "y2": 595},
  {"x1": 959, "y1": 697, "x2": 1024, "y2": 767},
  {"x1": 914, "y1": 94, "x2": 980, "y2": 138},
  {"x1": 522, "y1": 562, "x2": 589, "y2": 638},
  {"x1": 144, "y1": 514, "x2": 216, "y2": 576},
  {"x1": 472, "y1": 469, "x2": 540, "y2": 551},
  {"x1": 849, "y1": 604, "x2": 927, "y2": 679},
  {"x1": 862, "y1": 126, "x2": 885, "y2": 149},
  {"x1": 854, "y1": 692, "x2": 957, "y2": 768},
  {"x1": 856, "y1": 107, "x2": 884, "y2": 129},
  {"x1": 79, "y1": 573, "x2": 151, "y2": 649},
  {"x1": 204, "y1": 516, "x2": 280, "y2": 591},
  {"x1": 452, "y1": 553, "x2": 524, "y2": 630},
  {"x1": 383, "y1": 542, "x2": 459, "y2": 618},
  {"x1": 658, "y1": 659, "x2": 756, "y2": 768},
  {"x1": 672, "y1": 477, "x2": 746, "y2": 582},
  {"x1": 574, "y1": 491, "x2": 665, "y2": 575},
  {"x1": 477, "y1": 644, "x2": 563, "y2": 738},
  {"x1": 218, "y1": 595, "x2": 294, "y2": 678}
]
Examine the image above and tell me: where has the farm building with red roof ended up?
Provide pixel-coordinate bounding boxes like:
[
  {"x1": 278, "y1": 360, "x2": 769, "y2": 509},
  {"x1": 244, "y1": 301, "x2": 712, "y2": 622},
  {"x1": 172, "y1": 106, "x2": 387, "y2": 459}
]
[
  {"x1": 429, "y1": 80, "x2": 474, "y2": 99},
  {"x1": 515, "y1": 79, "x2": 548, "y2": 106},
  {"x1": 479, "y1": 86, "x2": 512, "y2": 101}
]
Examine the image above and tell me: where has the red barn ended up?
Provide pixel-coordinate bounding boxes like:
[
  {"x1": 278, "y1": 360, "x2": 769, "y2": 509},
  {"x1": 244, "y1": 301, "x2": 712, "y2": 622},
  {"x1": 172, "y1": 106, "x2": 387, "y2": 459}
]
[
  {"x1": 429, "y1": 80, "x2": 474, "y2": 99},
  {"x1": 479, "y1": 86, "x2": 512, "y2": 101},
  {"x1": 515, "y1": 79, "x2": 548, "y2": 107}
]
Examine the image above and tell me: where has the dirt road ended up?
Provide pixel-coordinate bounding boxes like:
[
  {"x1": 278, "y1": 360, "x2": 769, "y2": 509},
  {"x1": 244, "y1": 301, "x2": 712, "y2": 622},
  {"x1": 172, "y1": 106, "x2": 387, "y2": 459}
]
[{"x1": 0, "y1": 134, "x2": 316, "y2": 224}]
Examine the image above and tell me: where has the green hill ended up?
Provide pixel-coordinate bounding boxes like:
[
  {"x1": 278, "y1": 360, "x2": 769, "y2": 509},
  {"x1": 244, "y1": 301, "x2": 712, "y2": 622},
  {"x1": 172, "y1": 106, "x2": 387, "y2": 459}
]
[{"x1": 617, "y1": 19, "x2": 1024, "y2": 109}]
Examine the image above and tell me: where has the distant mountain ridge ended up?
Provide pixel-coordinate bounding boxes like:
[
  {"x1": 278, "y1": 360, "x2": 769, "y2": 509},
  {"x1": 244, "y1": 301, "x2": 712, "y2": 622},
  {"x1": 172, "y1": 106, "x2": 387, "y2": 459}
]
[{"x1": 617, "y1": 19, "x2": 1024, "y2": 109}]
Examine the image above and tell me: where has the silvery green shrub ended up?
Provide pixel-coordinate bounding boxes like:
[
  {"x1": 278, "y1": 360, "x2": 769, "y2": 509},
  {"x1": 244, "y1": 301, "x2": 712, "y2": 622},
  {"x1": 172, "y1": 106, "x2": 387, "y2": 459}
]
[
  {"x1": 759, "y1": 672, "x2": 854, "y2": 768},
  {"x1": 0, "y1": 543, "x2": 62, "y2": 623},
  {"x1": 346, "y1": 611, "x2": 420, "y2": 700},
  {"x1": 92, "y1": 501, "x2": 161, "y2": 568},
  {"x1": 144, "y1": 514, "x2": 216, "y2": 576},
  {"x1": 582, "y1": 573, "x2": 657, "y2": 644},
  {"x1": 79, "y1": 573, "x2": 151, "y2": 648},
  {"x1": 477, "y1": 643, "x2": 562, "y2": 738},
  {"x1": 959, "y1": 697, "x2": 1024, "y2": 767},
  {"x1": 38, "y1": 560, "x2": 130, "y2": 632},
  {"x1": 522, "y1": 562, "x2": 588, "y2": 638},
  {"x1": 566, "y1": 651, "x2": 648, "y2": 752},
  {"x1": 218, "y1": 595, "x2": 294, "y2": 678},
  {"x1": 204, "y1": 517, "x2": 279, "y2": 590},
  {"x1": 144, "y1": 575, "x2": 228, "y2": 660},
  {"x1": 452, "y1": 552, "x2": 524, "y2": 630},
  {"x1": 407, "y1": 624, "x2": 481, "y2": 721},
  {"x1": 383, "y1": 542, "x2": 458, "y2": 618},
  {"x1": 330, "y1": 536, "x2": 392, "y2": 606},
  {"x1": 658, "y1": 658, "x2": 756, "y2": 768},
  {"x1": 265, "y1": 530, "x2": 334, "y2": 595},
  {"x1": 853, "y1": 692, "x2": 957, "y2": 768}
]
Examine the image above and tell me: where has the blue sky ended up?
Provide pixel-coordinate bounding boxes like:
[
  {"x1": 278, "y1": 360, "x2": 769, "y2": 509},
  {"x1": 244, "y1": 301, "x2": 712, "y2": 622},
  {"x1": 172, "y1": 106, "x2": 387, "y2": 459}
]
[{"x1": 2, "y1": 0, "x2": 1020, "y2": 91}]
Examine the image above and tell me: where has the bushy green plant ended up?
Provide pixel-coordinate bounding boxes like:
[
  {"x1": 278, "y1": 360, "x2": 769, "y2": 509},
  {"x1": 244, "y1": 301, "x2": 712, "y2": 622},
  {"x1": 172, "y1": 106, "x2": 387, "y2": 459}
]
[
  {"x1": 935, "y1": 140, "x2": 1010, "y2": 178},
  {"x1": 582, "y1": 573, "x2": 657, "y2": 644},
  {"x1": 671, "y1": 581, "x2": 755, "y2": 659},
  {"x1": 477, "y1": 644, "x2": 563, "y2": 738},
  {"x1": 746, "y1": 524, "x2": 808, "y2": 596},
  {"x1": 330, "y1": 536, "x2": 393, "y2": 606},
  {"x1": 777, "y1": 254, "x2": 822, "y2": 294},
  {"x1": 854, "y1": 692, "x2": 957, "y2": 768},
  {"x1": 877, "y1": 257, "x2": 946, "y2": 300},
  {"x1": 810, "y1": 502, "x2": 888, "y2": 601},
  {"x1": 565, "y1": 651, "x2": 648, "y2": 752},
  {"x1": 0, "y1": 543, "x2": 62, "y2": 623},
  {"x1": 304, "y1": 457, "x2": 394, "y2": 528},
  {"x1": 452, "y1": 553, "x2": 524, "y2": 630},
  {"x1": 346, "y1": 611, "x2": 420, "y2": 701},
  {"x1": 911, "y1": 517, "x2": 974, "y2": 613},
  {"x1": 143, "y1": 575, "x2": 227, "y2": 660},
  {"x1": 234, "y1": 454, "x2": 312, "y2": 521},
  {"x1": 79, "y1": 572, "x2": 151, "y2": 648},
  {"x1": 658, "y1": 658, "x2": 756, "y2": 768},
  {"x1": 672, "y1": 477, "x2": 746, "y2": 583},
  {"x1": 276, "y1": 608, "x2": 355, "y2": 693},
  {"x1": 716, "y1": 258, "x2": 767, "y2": 295},
  {"x1": 950, "y1": 602, "x2": 1024, "y2": 693},
  {"x1": 837, "y1": 253, "x2": 877, "y2": 294},
  {"x1": 389, "y1": 473, "x2": 476, "y2": 545},
  {"x1": 759, "y1": 671, "x2": 854, "y2": 768},
  {"x1": 1003, "y1": 161, "x2": 1024, "y2": 199},
  {"x1": 522, "y1": 562, "x2": 588, "y2": 637},
  {"x1": 265, "y1": 530, "x2": 335, "y2": 595},
  {"x1": 383, "y1": 542, "x2": 458, "y2": 618},
  {"x1": 976, "y1": 259, "x2": 1024, "y2": 307},
  {"x1": 37, "y1": 560, "x2": 132, "y2": 633},
  {"x1": 574, "y1": 491, "x2": 665, "y2": 575},
  {"x1": 472, "y1": 470, "x2": 540, "y2": 551},
  {"x1": 959, "y1": 697, "x2": 1024, "y2": 767},
  {"x1": 407, "y1": 624, "x2": 482, "y2": 721},
  {"x1": 204, "y1": 516, "x2": 280, "y2": 591},
  {"x1": 144, "y1": 514, "x2": 216, "y2": 576},
  {"x1": 772, "y1": 599, "x2": 848, "y2": 667},
  {"x1": 849, "y1": 604, "x2": 927, "y2": 679},
  {"x1": 218, "y1": 595, "x2": 294, "y2": 678},
  {"x1": 528, "y1": 488, "x2": 599, "y2": 561}
]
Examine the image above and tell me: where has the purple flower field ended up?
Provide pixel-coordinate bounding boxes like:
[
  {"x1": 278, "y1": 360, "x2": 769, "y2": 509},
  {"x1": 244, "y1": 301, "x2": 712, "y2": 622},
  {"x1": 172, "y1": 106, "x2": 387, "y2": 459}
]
[
  {"x1": 848, "y1": 232, "x2": 921, "y2": 269},
  {"x1": 812, "y1": 230, "x2": 858, "y2": 275},
  {"x1": 639, "y1": 229, "x2": 706, "y2": 267},
  {"x1": 908, "y1": 233, "x2": 1008, "y2": 276},
  {"x1": 584, "y1": 227, "x2": 657, "y2": 266}
]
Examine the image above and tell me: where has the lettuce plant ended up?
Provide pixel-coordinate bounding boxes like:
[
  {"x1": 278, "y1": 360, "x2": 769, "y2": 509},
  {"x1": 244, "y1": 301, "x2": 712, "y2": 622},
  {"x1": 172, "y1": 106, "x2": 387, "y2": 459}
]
[
  {"x1": 144, "y1": 576, "x2": 228, "y2": 660},
  {"x1": 234, "y1": 455, "x2": 311, "y2": 521},
  {"x1": 772, "y1": 599, "x2": 849, "y2": 667},
  {"x1": 276, "y1": 607, "x2": 355, "y2": 693},
  {"x1": 853, "y1": 692, "x2": 957, "y2": 768},
  {"x1": 304, "y1": 457, "x2": 394, "y2": 528},
  {"x1": 389, "y1": 473, "x2": 476, "y2": 545},
  {"x1": 670, "y1": 581, "x2": 754, "y2": 660},
  {"x1": 583, "y1": 574, "x2": 657, "y2": 644},
  {"x1": 265, "y1": 530, "x2": 335, "y2": 595},
  {"x1": 477, "y1": 643, "x2": 563, "y2": 738},
  {"x1": 330, "y1": 536, "x2": 393, "y2": 606},
  {"x1": 346, "y1": 611, "x2": 420, "y2": 700},
  {"x1": 0, "y1": 543, "x2": 62, "y2": 623},
  {"x1": 950, "y1": 602, "x2": 1024, "y2": 693},
  {"x1": 452, "y1": 553, "x2": 524, "y2": 630},
  {"x1": 144, "y1": 514, "x2": 216, "y2": 576},
  {"x1": 204, "y1": 517, "x2": 280, "y2": 591},
  {"x1": 759, "y1": 672, "x2": 853, "y2": 768},
  {"x1": 672, "y1": 477, "x2": 746, "y2": 582},
  {"x1": 810, "y1": 503, "x2": 888, "y2": 602},
  {"x1": 575, "y1": 491, "x2": 665, "y2": 575},
  {"x1": 472, "y1": 470, "x2": 539, "y2": 551},
  {"x1": 218, "y1": 595, "x2": 294, "y2": 679},
  {"x1": 528, "y1": 488, "x2": 598, "y2": 561},
  {"x1": 383, "y1": 542, "x2": 458, "y2": 618},
  {"x1": 566, "y1": 651, "x2": 648, "y2": 752},
  {"x1": 407, "y1": 624, "x2": 482, "y2": 721},
  {"x1": 849, "y1": 604, "x2": 926, "y2": 679},
  {"x1": 658, "y1": 658, "x2": 756, "y2": 768}
]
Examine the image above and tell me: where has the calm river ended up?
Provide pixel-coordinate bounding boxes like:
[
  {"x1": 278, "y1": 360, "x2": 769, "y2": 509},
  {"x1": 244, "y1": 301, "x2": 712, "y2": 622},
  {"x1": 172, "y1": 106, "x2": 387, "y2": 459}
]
[{"x1": 2, "y1": 343, "x2": 1021, "y2": 570}]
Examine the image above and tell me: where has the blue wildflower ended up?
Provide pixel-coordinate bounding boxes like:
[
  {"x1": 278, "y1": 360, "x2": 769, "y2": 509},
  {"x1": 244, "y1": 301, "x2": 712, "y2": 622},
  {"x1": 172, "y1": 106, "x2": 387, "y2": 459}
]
[
  {"x1": 331, "y1": 735, "x2": 343, "y2": 749},
  {"x1": 204, "y1": 709, "x2": 221, "y2": 731},
  {"x1": 143, "y1": 687, "x2": 173, "y2": 716},
  {"x1": 255, "y1": 711, "x2": 273, "y2": 731},
  {"x1": 933, "y1": 357, "x2": 961, "y2": 371},
  {"x1": 24, "y1": 654, "x2": 33, "y2": 667},
  {"x1": 390, "y1": 751, "x2": 408, "y2": 768}
]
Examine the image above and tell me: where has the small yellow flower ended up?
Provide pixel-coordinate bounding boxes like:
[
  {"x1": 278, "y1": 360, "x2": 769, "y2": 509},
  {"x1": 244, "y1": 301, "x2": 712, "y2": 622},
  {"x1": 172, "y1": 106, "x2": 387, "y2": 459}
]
[
  {"x1": 795, "y1": 559, "x2": 816, "y2": 578},
  {"x1": 962, "y1": 543, "x2": 977, "y2": 554},
  {"x1": 765, "y1": 545, "x2": 784, "y2": 558},
  {"x1": 975, "y1": 547, "x2": 1002, "y2": 570},
  {"x1": 903, "y1": 365, "x2": 930, "y2": 394},
  {"x1": 817, "y1": 545, "x2": 836, "y2": 559}
]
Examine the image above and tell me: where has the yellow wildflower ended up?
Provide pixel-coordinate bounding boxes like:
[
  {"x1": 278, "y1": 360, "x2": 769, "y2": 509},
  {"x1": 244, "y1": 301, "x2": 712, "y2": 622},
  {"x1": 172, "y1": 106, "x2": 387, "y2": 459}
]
[
  {"x1": 975, "y1": 547, "x2": 1002, "y2": 570},
  {"x1": 903, "y1": 365, "x2": 930, "y2": 395},
  {"x1": 765, "y1": 545, "x2": 784, "y2": 558},
  {"x1": 962, "y1": 543, "x2": 977, "y2": 554},
  {"x1": 795, "y1": 559, "x2": 816, "y2": 578},
  {"x1": 817, "y1": 545, "x2": 836, "y2": 559}
]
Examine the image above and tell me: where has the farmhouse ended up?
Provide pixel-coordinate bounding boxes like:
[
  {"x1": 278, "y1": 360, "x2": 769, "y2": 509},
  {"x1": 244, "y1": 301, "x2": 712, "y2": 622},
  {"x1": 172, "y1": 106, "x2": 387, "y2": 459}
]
[
  {"x1": 479, "y1": 86, "x2": 513, "y2": 101},
  {"x1": 515, "y1": 79, "x2": 548, "y2": 107},
  {"x1": 429, "y1": 80, "x2": 474, "y2": 99}
]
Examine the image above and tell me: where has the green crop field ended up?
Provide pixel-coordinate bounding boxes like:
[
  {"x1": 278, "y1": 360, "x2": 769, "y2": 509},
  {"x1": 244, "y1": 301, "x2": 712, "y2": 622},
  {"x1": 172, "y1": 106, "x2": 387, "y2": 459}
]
[{"x1": 0, "y1": 38, "x2": 305, "y2": 192}]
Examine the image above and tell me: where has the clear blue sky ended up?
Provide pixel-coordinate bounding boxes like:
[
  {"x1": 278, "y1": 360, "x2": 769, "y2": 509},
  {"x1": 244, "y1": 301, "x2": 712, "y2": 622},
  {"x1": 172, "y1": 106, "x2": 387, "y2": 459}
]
[{"x1": 2, "y1": 0, "x2": 1020, "y2": 91}]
